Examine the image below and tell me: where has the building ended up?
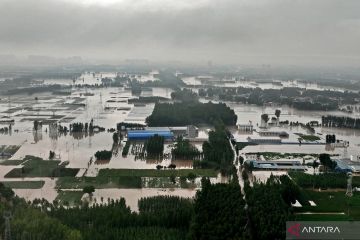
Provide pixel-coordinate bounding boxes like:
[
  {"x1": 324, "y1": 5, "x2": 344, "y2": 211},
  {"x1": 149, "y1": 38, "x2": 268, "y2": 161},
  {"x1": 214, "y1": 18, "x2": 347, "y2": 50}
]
[
  {"x1": 244, "y1": 154, "x2": 260, "y2": 161},
  {"x1": 238, "y1": 123, "x2": 253, "y2": 132},
  {"x1": 258, "y1": 131, "x2": 289, "y2": 138},
  {"x1": 127, "y1": 129, "x2": 173, "y2": 140},
  {"x1": 186, "y1": 125, "x2": 198, "y2": 138},
  {"x1": 127, "y1": 125, "x2": 198, "y2": 140},
  {"x1": 168, "y1": 126, "x2": 187, "y2": 136},
  {"x1": 351, "y1": 165, "x2": 360, "y2": 173},
  {"x1": 248, "y1": 160, "x2": 306, "y2": 171},
  {"x1": 333, "y1": 159, "x2": 360, "y2": 173},
  {"x1": 247, "y1": 137, "x2": 282, "y2": 144},
  {"x1": 168, "y1": 125, "x2": 198, "y2": 138}
]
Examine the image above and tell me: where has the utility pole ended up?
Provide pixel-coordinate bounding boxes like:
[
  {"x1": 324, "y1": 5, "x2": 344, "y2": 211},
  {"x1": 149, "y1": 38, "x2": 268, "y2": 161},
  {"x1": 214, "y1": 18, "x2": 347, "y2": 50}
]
[{"x1": 346, "y1": 173, "x2": 353, "y2": 197}]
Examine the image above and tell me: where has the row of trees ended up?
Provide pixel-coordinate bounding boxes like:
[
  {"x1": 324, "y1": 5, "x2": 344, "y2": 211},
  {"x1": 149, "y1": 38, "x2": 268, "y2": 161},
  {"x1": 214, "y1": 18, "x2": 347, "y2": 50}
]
[
  {"x1": 322, "y1": 115, "x2": 360, "y2": 129},
  {"x1": 170, "y1": 89, "x2": 198, "y2": 103},
  {"x1": 189, "y1": 178, "x2": 247, "y2": 239},
  {"x1": 122, "y1": 141, "x2": 131, "y2": 157},
  {"x1": 1, "y1": 172, "x2": 317, "y2": 240},
  {"x1": 201, "y1": 125, "x2": 234, "y2": 175},
  {"x1": 0, "y1": 185, "x2": 82, "y2": 240},
  {"x1": 69, "y1": 121, "x2": 94, "y2": 132},
  {"x1": 244, "y1": 176, "x2": 292, "y2": 240},
  {"x1": 94, "y1": 150, "x2": 112, "y2": 160},
  {"x1": 172, "y1": 136, "x2": 201, "y2": 160},
  {"x1": 145, "y1": 135, "x2": 165, "y2": 156},
  {"x1": 49, "y1": 196, "x2": 191, "y2": 239},
  {"x1": 112, "y1": 132, "x2": 120, "y2": 144},
  {"x1": 0, "y1": 125, "x2": 11, "y2": 134},
  {"x1": 197, "y1": 86, "x2": 357, "y2": 111},
  {"x1": 288, "y1": 171, "x2": 355, "y2": 189},
  {"x1": 146, "y1": 102, "x2": 237, "y2": 126}
]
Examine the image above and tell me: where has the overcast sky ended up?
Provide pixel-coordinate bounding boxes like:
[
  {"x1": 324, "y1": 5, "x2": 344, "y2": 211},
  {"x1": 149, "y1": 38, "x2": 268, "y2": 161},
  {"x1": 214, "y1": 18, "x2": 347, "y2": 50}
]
[{"x1": 0, "y1": 0, "x2": 359, "y2": 66}]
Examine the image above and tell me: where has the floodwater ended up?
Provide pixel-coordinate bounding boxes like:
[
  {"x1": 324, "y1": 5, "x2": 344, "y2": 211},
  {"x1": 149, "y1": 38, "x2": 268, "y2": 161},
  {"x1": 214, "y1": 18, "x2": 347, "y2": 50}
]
[
  {"x1": 182, "y1": 76, "x2": 350, "y2": 92},
  {"x1": 0, "y1": 85, "x2": 172, "y2": 169},
  {"x1": 2, "y1": 71, "x2": 360, "y2": 206},
  {"x1": 219, "y1": 100, "x2": 360, "y2": 159}
]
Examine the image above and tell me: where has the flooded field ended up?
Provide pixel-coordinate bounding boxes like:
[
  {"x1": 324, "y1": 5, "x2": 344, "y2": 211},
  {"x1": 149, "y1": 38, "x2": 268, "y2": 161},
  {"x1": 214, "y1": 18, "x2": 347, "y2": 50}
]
[
  {"x1": 2, "y1": 71, "x2": 360, "y2": 208},
  {"x1": 182, "y1": 76, "x2": 351, "y2": 92}
]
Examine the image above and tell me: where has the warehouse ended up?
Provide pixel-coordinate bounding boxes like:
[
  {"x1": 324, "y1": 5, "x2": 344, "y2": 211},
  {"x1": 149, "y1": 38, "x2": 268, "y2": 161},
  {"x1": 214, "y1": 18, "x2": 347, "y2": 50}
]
[
  {"x1": 127, "y1": 129, "x2": 174, "y2": 140},
  {"x1": 247, "y1": 136, "x2": 282, "y2": 144},
  {"x1": 248, "y1": 160, "x2": 306, "y2": 171}
]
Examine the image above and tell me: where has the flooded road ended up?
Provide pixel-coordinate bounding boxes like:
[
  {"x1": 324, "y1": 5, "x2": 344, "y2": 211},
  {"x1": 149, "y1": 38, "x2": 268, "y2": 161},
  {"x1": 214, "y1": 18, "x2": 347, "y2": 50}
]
[{"x1": 1, "y1": 71, "x2": 360, "y2": 207}]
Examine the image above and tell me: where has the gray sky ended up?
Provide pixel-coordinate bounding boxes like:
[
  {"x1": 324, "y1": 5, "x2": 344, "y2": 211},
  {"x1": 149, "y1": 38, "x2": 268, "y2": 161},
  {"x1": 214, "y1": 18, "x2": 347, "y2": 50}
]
[{"x1": 0, "y1": 0, "x2": 359, "y2": 66}]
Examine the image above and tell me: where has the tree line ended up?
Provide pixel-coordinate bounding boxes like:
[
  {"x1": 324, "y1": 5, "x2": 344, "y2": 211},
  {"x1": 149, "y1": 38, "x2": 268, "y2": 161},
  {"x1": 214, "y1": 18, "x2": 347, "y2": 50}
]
[
  {"x1": 0, "y1": 173, "x2": 309, "y2": 240},
  {"x1": 198, "y1": 86, "x2": 360, "y2": 111},
  {"x1": 200, "y1": 125, "x2": 234, "y2": 175},
  {"x1": 146, "y1": 102, "x2": 237, "y2": 126},
  {"x1": 322, "y1": 115, "x2": 360, "y2": 129},
  {"x1": 145, "y1": 135, "x2": 165, "y2": 157},
  {"x1": 172, "y1": 136, "x2": 201, "y2": 160}
]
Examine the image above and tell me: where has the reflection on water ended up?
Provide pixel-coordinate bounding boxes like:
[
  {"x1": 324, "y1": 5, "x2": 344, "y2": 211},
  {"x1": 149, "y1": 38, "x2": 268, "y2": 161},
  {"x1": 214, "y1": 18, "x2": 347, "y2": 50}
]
[
  {"x1": 0, "y1": 83, "x2": 175, "y2": 169},
  {"x1": 2, "y1": 72, "x2": 360, "y2": 205},
  {"x1": 182, "y1": 77, "x2": 350, "y2": 92}
]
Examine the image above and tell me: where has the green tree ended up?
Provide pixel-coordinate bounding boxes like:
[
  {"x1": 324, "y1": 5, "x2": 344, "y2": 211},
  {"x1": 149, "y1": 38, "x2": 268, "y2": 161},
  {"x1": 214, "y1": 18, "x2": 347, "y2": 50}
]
[
  {"x1": 83, "y1": 185, "x2": 95, "y2": 196},
  {"x1": 275, "y1": 109, "x2": 281, "y2": 119},
  {"x1": 319, "y1": 153, "x2": 336, "y2": 172},
  {"x1": 202, "y1": 125, "x2": 234, "y2": 175},
  {"x1": 261, "y1": 114, "x2": 269, "y2": 127},
  {"x1": 145, "y1": 135, "x2": 165, "y2": 156},
  {"x1": 112, "y1": 132, "x2": 119, "y2": 144},
  {"x1": 312, "y1": 160, "x2": 319, "y2": 174},
  {"x1": 189, "y1": 178, "x2": 247, "y2": 240}
]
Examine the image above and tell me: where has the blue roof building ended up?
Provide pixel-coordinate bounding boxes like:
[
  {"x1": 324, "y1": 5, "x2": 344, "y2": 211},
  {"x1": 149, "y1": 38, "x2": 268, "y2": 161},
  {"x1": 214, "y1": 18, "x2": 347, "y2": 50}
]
[
  {"x1": 127, "y1": 130, "x2": 174, "y2": 140},
  {"x1": 334, "y1": 159, "x2": 353, "y2": 173}
]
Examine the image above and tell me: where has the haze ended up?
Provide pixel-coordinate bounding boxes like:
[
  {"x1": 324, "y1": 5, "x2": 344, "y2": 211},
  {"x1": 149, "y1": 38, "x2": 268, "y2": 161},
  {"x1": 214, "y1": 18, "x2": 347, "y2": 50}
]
[{"x1": 0, "y1": 0, "x2": 359, "y2": 66}]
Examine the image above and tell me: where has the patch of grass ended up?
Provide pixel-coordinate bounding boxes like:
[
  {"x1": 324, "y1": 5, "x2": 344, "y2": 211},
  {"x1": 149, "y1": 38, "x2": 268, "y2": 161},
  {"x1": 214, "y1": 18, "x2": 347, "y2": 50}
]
[
  {"x1": 289, "y1": 172, "x2": 360, "y2": 189},
  {"x1": 141, "y1": 177, "x2": 198, "y2": 188},
  {"x1": 296, "y1": 134, "x2": 321, "y2": 141},
  {"x1": 53, "y1": 168, "x2": 80, "y2": 177},
  {"x1": 4, "y1": 159, "x2": 79, "y2": 178},
  {"x1": 98, "y1": 169, "x2": 218, "y2": 178},
  {"x1": 294, "y1": 190, "x2": 360, "y2": 220},
  {"x1": 142, "y1": 177, "x2": 179, "y2": 188},
  {"x1": 56, "y1": 176, "x2": 142, "y2": 189},
  {"x1": 55, "y1": 190, "x2": 84, "y2": 206},
  {"x1": 0, "y1": 160, "x2": 25, "y2": 165},
  {"x1": 1, "y1": 181, "x2": 45, "y2": 189}
]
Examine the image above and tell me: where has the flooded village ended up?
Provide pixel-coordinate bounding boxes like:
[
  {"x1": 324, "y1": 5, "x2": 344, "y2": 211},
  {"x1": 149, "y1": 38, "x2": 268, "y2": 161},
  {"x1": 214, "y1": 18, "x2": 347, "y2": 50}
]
[
  {"x1": 2, "y1": 0, "x2": 360, "y2": 239},
  {"x1": 1, "y1": 67, "x2": 360, "y2": 212}
]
